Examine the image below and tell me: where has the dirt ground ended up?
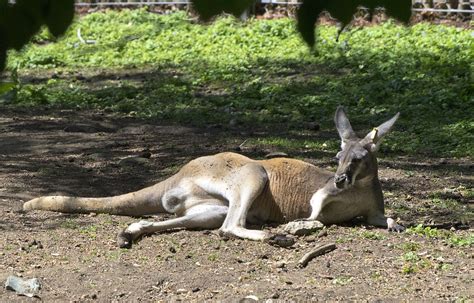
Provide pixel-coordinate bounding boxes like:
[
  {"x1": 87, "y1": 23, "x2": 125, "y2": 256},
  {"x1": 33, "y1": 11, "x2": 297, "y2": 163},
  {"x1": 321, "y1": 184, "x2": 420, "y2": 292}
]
[{"x1": 0, "y1": 108, "x2": 472, "y2": 302}]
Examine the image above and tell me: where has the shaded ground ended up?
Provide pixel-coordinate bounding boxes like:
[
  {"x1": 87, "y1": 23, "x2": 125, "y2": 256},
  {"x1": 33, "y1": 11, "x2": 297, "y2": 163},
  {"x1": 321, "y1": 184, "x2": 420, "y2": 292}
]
[{"x1": 0, "y1": 108, "x2": 472, "y2": 302}]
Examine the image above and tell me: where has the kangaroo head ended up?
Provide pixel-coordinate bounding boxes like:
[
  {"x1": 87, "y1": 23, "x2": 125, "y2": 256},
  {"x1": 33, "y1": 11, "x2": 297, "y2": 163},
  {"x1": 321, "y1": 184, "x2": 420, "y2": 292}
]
[{"x1": 333, "y1": 106, "x2": 399, "y2": 189}]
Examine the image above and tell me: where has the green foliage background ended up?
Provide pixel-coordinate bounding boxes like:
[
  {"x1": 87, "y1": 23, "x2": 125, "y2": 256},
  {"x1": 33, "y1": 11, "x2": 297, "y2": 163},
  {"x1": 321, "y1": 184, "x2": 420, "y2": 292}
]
[{"x1": 5, "y1": 9, "x2": 474, "y2": 157}]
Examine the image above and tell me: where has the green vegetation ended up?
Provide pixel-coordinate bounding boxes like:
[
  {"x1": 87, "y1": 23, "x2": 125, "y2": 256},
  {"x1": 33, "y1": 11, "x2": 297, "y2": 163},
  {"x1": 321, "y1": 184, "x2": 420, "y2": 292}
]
[
  {"x1": 359, "y1": 230, "x2": 386, "y2": 240},
  {"x1": 3, "y1": 9, "x2": 473, "y2": 157},
  {"x1": 60, "y1": 218, "x2": 80, "y2": 229},
  {"x1": 400, "y1": 251, "x2": 432, "y2": 274},
  {"x1": 79, "y1": 225, "x2": 99, "y2": 239},
  {"x1": 407, "y1": 224, "x2": 473, "y2": 247},
  {"x1": 332, "y1": 276, "x2": 353, "y2": 285}
]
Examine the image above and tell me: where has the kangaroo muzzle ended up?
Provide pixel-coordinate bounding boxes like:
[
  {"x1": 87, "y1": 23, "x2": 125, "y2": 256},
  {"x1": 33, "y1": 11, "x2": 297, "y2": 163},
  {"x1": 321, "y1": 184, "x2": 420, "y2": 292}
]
[{"x1": 334, "y1": 173, "x2": 351, "y2": 189}]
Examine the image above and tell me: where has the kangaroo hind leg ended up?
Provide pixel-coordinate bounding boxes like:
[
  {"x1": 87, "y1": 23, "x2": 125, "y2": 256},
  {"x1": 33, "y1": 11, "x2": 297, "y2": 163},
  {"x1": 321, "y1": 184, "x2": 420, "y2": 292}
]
[
  {"x1": 117, "y1": 203, "x2": 228, "y2": 248},
  {"x1": 218, "y1": 163, "x2": 270, "y2": 241}
]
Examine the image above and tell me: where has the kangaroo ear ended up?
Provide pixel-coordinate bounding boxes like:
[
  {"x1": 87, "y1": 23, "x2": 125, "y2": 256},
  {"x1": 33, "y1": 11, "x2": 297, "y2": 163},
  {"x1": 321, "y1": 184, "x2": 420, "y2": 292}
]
[
  {"x1": 334, "y1": 106, "x2": 357, "y2": 148},
  {"x1": 362, "y1": 112, "x2": 400, "y2": 152}
]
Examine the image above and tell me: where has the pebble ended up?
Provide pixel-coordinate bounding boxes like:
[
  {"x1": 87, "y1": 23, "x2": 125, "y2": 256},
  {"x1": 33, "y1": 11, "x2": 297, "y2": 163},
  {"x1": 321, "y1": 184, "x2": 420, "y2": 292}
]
[
  {"x1": 118, "y1": 156, "x2": 149, "y2": 166},
  {"x1": 176, "y1": 288, "x2": 187, "y2": 294},
  {"x1": 275, "y1": 261, "x2": 286, "y2": 269},
  {"x1": 283, "y1": 220, "x2": 324, "y2": 236}
]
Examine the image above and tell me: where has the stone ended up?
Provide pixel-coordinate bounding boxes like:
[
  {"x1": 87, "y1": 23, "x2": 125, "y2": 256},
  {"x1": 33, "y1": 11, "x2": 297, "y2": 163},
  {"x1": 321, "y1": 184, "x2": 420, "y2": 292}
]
[
  {"x1": 283, "y1": 220, "x2": 324, "y2": 236},
  {"x1": 4, "y1": 276, "x2": 41, "y2": 298}
]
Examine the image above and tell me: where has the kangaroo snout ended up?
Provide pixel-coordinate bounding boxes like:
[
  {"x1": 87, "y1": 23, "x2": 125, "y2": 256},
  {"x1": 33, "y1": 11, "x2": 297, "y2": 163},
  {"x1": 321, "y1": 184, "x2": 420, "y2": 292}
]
[{"x1": 334, "y1": 173, "x2": 350, "y2": 189}]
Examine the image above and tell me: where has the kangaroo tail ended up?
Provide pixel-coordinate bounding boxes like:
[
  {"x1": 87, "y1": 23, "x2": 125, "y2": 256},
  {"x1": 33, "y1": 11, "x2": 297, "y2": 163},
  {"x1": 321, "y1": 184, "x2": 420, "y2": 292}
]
[{"x1": 23, "y1": 177, "x2": 177, "y2": 216}]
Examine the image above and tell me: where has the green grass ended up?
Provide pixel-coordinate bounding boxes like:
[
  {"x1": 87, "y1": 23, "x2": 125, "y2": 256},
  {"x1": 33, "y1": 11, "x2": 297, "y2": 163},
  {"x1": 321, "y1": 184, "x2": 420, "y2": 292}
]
[
  {"x1": 359, "y1": 230, "x2": 386, "y2": 240},
  {"x1": 3, "y1": 9, "x2": 473, "y2": 157},
  {"x1": 407, "y1": 224, "x2": 473, "y2": 247}
]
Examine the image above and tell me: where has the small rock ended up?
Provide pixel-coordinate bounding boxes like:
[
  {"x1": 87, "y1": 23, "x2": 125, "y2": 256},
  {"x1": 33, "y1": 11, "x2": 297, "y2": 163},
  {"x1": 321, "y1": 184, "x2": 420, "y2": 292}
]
[
  {"x1": 4, "y1": 276, "x2": 41, "y2": 297},
  {"x1": 242, "y1": 295, "x2": 259, "y2": 302},
  {"x1": 192, "y1": 287, "x2": 200, "y2": 293},
  {"x1": 176, "y1": 288, "x2": 187, "y2": 294},
  {"x1": 317, "y1": 229, "x2": 328, "y2": 238},
  {"x1": 275, "y1": 261, "x2": 286, "y2": 269},
  {"x1": 169, "y1": 247, "x2": 176, "y2": 253},
  {"x1": 268, "y1": 235, "x2": 295, "y2": 248},
  {"x1": 271, "y1": 293, "x2": 280, "y2": 299},
  {"x1": 283, "y1": 220, "x2": 324, "y2": 236},
  {"x1": 118, "y1": 156, "x2": 149, "y2": 166}
]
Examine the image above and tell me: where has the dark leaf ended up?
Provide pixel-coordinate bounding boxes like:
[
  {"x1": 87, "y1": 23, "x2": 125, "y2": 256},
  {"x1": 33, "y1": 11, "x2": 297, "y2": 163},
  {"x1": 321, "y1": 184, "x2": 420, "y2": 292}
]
[
  {"x1": 2, "y1": 0, "x2": 45, "y2": 50},
  {"x1": 44, "y1": 0, "x2": 75, "y2": 37},
  {"x1": 191, "y1": 0, "x2": 254, "y2": 21},
  {"x1": 0, "y1": 49, "x2": 5, "y2": 71},
  {"x1": 0, "y1": 82, "x2": 15, "y2": 95},
  {"x1": 383, "y1": 0, "x2": 412, "y2": 23},
  {"x1": 297, "y1": 0, "x2": 412, "y2": 47},
  {"x1": 297, "y1": 0, "x2": 325, "y2": 48}
]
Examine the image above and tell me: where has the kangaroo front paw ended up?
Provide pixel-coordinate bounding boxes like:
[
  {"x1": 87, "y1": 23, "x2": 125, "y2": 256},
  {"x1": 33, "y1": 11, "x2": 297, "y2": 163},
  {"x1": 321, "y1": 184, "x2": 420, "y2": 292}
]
[
  {"x1": 387, "y1": 218, "x2": 405, "y2": 233},
  {"x1": 117, "y1": 229, "x2": 134, "y2": 249}
]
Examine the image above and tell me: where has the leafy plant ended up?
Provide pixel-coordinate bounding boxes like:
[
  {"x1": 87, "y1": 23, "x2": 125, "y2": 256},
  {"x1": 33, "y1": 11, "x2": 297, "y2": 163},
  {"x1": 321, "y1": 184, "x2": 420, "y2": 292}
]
[
  {"x1": 4, "y1": 10, "x2": 473, "y2": 157},
  {"x1": 0, "y1": 0, "x2": 413, "y2": 71},
  {"x1": 407, "y1": 224, "x2": 473, "y2": 247},
  {"x1": 333, "y1": 276, "x2": 353, "y2": 285},
  {"x1": 360, "y1": 230, "x2": 386, "y2": 240}
]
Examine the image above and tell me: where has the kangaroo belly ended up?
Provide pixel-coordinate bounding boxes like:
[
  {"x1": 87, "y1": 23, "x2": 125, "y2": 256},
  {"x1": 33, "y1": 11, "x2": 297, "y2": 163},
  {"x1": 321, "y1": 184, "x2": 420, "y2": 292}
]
[{"x1": 248, "y1": 158, "x2": 333, "y2": 223}]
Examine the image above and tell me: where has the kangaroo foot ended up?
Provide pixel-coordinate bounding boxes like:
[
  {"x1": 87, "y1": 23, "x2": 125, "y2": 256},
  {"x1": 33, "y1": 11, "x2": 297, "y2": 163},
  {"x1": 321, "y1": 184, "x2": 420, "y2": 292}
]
[{"x1": 117, "y1": 229, "x2": 134, "y2": 249}]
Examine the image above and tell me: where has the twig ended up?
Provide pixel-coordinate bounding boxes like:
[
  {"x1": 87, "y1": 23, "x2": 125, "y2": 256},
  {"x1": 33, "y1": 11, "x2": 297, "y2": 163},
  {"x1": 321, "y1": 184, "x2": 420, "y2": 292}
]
[
  {"x1": 77, "y1": 28, "x2": 97, "y2": 45},
  {"x1": 239, "y1": 139, "x2": 248, "y2": 149},
  {"x1": 298, "y1": 243, "x2": 336, "y2": 268}
]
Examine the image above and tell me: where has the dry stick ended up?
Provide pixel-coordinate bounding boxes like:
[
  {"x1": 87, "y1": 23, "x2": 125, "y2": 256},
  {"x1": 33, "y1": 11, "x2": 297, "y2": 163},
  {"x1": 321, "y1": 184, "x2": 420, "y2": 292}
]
[{"x1": 298, "y1": 243, "x2": 336, "y2": 268}]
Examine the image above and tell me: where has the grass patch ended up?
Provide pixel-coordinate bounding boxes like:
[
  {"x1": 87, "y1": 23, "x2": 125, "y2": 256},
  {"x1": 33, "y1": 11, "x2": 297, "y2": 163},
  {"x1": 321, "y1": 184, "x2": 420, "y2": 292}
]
[
  {"x1": 407, "y1": 224, "x2": 473, "y2": 247},
  {"x1": 79, "y1": 225, "x2": 98, "y2": 239},
  {"x1": 400, "y1": 251, "x2": 432, "y2": 274},
  {"x1": 3, "y1": 9, "x2": 473, "y2": 157},
  {"x1": 60, "y1": 219, "x2": 79, "y2": 229},
  {"x1": 359, "y1": 230, "x2": 386, "y2": 240}
]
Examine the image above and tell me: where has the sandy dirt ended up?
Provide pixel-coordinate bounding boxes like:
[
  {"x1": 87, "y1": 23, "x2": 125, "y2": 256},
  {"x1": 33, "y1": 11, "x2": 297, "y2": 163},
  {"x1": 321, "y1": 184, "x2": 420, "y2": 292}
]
[{"x1": 0, "y1": 108, "x2": 472, "y2": 302}]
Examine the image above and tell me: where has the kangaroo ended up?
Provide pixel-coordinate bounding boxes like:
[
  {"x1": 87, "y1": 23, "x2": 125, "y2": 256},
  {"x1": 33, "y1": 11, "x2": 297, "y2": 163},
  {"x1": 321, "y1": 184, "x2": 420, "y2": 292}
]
[{"x1": 23, "y1": 107, "x2": 404, "y2": 248}]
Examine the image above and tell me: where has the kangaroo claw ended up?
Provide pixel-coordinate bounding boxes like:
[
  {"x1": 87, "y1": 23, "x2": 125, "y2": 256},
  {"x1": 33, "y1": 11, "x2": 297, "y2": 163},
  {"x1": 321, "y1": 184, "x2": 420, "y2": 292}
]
[{"x1": 117, "y1": 229, "x2": 134, "y2": 249}]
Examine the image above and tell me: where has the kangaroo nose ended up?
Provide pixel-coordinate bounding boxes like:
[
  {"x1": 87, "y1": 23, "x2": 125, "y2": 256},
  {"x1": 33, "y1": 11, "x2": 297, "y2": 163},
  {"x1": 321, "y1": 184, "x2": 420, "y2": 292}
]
[{"x1": 334, "y1": 174, "x2": 347, "y2": 188}]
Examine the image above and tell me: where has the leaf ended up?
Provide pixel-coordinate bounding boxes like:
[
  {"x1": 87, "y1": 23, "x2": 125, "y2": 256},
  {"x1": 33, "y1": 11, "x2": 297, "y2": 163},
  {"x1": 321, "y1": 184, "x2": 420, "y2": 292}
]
[
  {"x1": 296, "y1": 0, "x2": 412, "y2": 47},
  {"x1": 44, "y1": 0, "x2": 75, "y2": 37},
  {"x1": 191, "y1": 0, "x2": 254, "y2": 21},
  {"x1": 0, "y1": 30, "x2": 6, "y2": 70},
  {"x1": 383, "y1": 0, "x2": 412, "y2": 23},
  {"x1": 0, "y1": 50, "x2": 5, "y2": 71},
  {"x1": 0, "y1": 82, "x2": 15, "y2": 95},
  {"x1": 2, "y1": 0, "x2": 45, "y2": 50},
  {"x1": 297, "y1": 0, "x2": 324, "y2": 48}
]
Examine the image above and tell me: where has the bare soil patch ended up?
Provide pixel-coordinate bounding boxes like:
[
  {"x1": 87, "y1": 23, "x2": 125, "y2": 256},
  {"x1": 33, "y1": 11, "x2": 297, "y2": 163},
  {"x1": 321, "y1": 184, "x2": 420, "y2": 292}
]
[{"x1": 0, "y1": 108, "x2": 472, "y2": 301}]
